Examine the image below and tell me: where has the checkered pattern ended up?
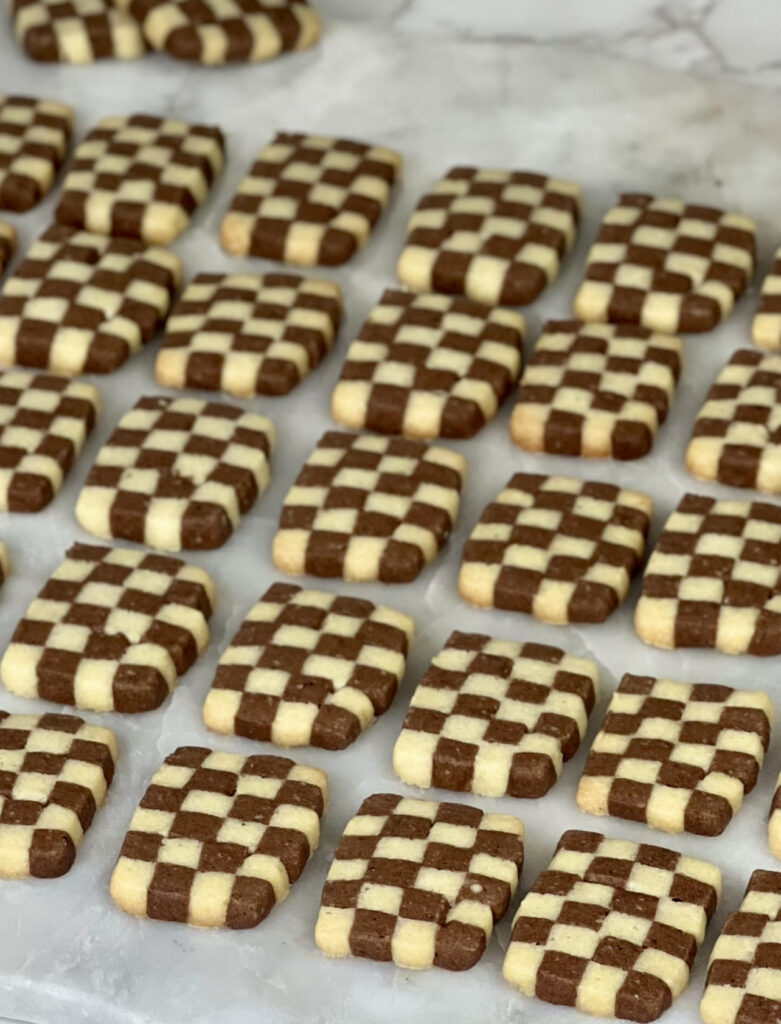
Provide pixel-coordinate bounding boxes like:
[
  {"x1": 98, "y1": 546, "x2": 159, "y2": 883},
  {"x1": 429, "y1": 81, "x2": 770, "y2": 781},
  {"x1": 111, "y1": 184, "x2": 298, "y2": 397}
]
[
  {"x1": 0, "y1": 95, "x2": 73, "y2": 212},
  {"x1": 55, "y1": 114, "x2": 225, "y2": 244},
  {"x1": 110, "y1": 745, "x2": 327, "y2": 928},
  {"x1": 331, "y1": 289, "x2": 525, "y2": 440},
  {"x1": 503, "y1": 829, "x2": 722, "y2": 1021},
  {"x1": 701, "y1": 869, "x2": 781, "y2": 1024},
  {"x1": 0, "y1": 221, "x2": 14, "y2": 279},
  {"x1": 0, "y1": 542, "x2": 215, "y2": 713},
  {"x1": 220, "y1": 132, "x2": 402, "y2": 266},
  {"x1": 155, "y1": 272, "x2": 343, "y2": 398},
  {"x1": 76, "y1": 396, "x2": 275, "y2": 552},
  {"x1": 459, "y1": 472, "x2": 652, "y2": 625},
  {"x1": 686, "y1": 349, "x2": 781, "y2": 494},
  {"x1": 0, "y1": 709, "x2": 117, "y2": 878},
  {"x1": 121, "y1": 0, "x2": 321, "y2": 64},
  {"x1": 0, "y1": 224, "x2": 181, "y2": 376},
  {"x1": 510, "y1": 320, "x2": 682, "y2": 460},
  {"x1": 10, "y1": 0, "x2": 146, "y2": 62},
  {"x1": 768, "y1": 776, "x2": 781, "y2": 860},
  {"x1": 753, "y1": 247, "x2": 781, "y2": 350},
  {"x1": 393, "y1": 631, "x2": 598, "y2": 799},
  {"x1": 272, "y1": 430, "x2": 466, "y2": 584},
  {"x1": 315, "y1": 792, "x2": 524, "y2": 971},
  {"x1": 574, "y1": 193, "x2": 756, "y2": 333},
  {"x1": 0, "y1": 370, "x2": 100, "y2": 512},
  {"x1": 577, "y1": 673, "x2": 772, "y2": 838},
  {"x1": 635, "y1": 492, "x2": 781, "y2": 656},
  {"x1": 204, "y1": 582, "x2": 415, "y2": 750},
  {"x1": 396, "y1": 166, "x2": 581, "y2": 307}
]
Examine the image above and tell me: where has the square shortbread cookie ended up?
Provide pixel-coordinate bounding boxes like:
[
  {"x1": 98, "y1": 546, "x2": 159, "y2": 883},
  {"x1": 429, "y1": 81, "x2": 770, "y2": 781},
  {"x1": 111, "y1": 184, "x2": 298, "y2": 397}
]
[
  {"x1": 0, "y1": 221, "x2": 16, "y2": 280},
  {"x1": 155, "y1": 272, "x2": 343, "y2": 398},
  {"x1": 0, "y1": 370, "x2": 100, "y2": 512},
  {"x1": 220, "y1": 132, "x2": 402, "y2": 266},
  {"x1": 686, "y1": 349, "x2": 781, "y2": 494},
  {"x1": 110, "y1": 745, "x2": 327, "y2": 928},
  {"x1": 0, "y1": 709, "x2": 117, "y2": 878},
  {"x1": 635, "y1": 492, "x2": 781, "y2": 656},
  {"x1": 701, "y1": 869, "x2": 781, "y2": 1024},
  {"x1": 510, "y1": 320, "x2": 682, "y2": 460},
  {"x1": 396, "y1": 166, "x2": 581, "y2": 307},
  {"x1": 331, "y1": 289, "x2": 525, "y2": 440},
  {"x1": 55, "y1": 114, "x2": 225, "y2": 244},
  {"x1": 0, "y1": 542, "x2": 215, "y2": 713},
  {"x1": 0, "y1": 95, "x2": 73, "y2": 212},
  {"x1": 10, "y1": 0, "x2": 146, "y2": 62},
  {"x1": 753, "y1": 247, "x2": 781, "y2": 350},
  {"x1": 577, "y1": 673, "x2": 772, "y2": 837},
  {"x1": 203, "y1": 582, "x2": 414, "y2": 750},
  {"x1": 458, "y1": 472, "x2": 652, "y2": 624},
  {"x1": 120, "y1": 0, "x2": 320, "y2": 64},
  {"x1": 503, "y1": 829, "x2": 721, "y2": 1021},
  {"x1": 315, "y1": 792, "x2": 524, "y2": 971},
  {"x1": 393, "y1": 630, "x2": 598, "y2": 799},
  {"x1": 574, "y1": 193, "x2": 756, "y2": 333},
  {"x1": 0, "y1": 224, "x2": 181, "y2": 376},
  {"x1": 272, "y1": 430, "x2": 466, "y2": 583},
  {"x1": 75, "y1": 396, "x2": 275, "y2": 552}
]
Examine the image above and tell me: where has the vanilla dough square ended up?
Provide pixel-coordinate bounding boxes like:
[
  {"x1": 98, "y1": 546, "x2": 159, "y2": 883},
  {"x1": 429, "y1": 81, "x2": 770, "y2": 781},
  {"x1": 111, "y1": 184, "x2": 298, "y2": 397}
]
[
  {"x1": 10, "y1": 0, "x2": 145, "y2": 62},
  {"x1": 0, "y1": 95, "x2": 73, "y2": 212}
]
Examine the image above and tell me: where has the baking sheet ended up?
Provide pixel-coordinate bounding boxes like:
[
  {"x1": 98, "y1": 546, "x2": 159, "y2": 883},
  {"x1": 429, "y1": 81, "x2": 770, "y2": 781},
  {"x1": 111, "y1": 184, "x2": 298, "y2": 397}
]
[{"x1": 2, "y1": 14, "x2": 781, "y2": 1024}]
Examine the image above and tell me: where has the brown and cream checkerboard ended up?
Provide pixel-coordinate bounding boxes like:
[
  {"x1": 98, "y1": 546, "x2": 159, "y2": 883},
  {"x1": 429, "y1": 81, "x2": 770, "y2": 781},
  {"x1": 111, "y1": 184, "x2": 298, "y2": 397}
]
[
  {"x1": 155, "y1": 272, "x2": 343, "y2": 398},
  {"x1": 220, "y1": 132, "x2": 402, "y2": 266},
  {"x1": 315, "y1": 792, "x2": 524, "y2": 971},
  {"x1": 574, "y1": 193, "x2": 756, "y2": 333},
  {"x1": 393, "y1": 630, "x2": 598, "y2": 799},
  {"x1": 503, "y1": 829, "x2": 722, "y2": 1021},
  {"x1": 0, "y1": 709, "x2": 117, "y2": 878},
  {"x1": 768, "y1": 775, "x2": 781, "y2": 860},
  {"x1": 510, "y1": 319, "x2": 682, "y2": 460},
  {"x1": 753, "y1": 247, "x2": 781, "y2": 350},
  {"x1": 110, "y1": 745, "x2": 327, "y2": 928},
  {"x1": 76, "y1": 395, "x2": 275, "y2": 552},
  {"x1": 0, "y1": 95, "x2": 73, "y2": 211},
  {"x1": 459, "y1": 472, "x2": 652, "y2": 624},
  {"x1": 273, "y1": 430, "x2": 466, "y2": 583},
  {"x1": 0, "y1": 221, "x2": 15, "y2": 279},
  {"x1": 396, "y1": 166, "x2": 581, "y2": 307},
  {"x1": 635, "y1": 492, "x2": 781, "y2": 656},
  {"x1": 331, "y1": 289, "x2": 525, "y2": 440},
  {"x1": 204, "y1": 582, "x2": 414, "y2": 750},
  {"x1": 1, "y1": 542, "x2": 215, "y2": 713},
  {"x1": 577, "y1": 673, "x2": 772, "y2": 837},
  {"x1": 55, "y1": 114, "x2": 225, "y2": 243},
  {"x1": 10, "y1": 0, "x2": 145, "y2": 62},
  {"x1": 701, "y1": 868, "x2": 781, "y2": 1024}
]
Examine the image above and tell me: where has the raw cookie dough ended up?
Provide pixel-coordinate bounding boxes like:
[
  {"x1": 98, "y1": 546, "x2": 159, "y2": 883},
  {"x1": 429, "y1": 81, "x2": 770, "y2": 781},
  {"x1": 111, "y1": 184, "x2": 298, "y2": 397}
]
[
  {"x1": 9, "y1": 0, "x2": 145, "y2": 62},
  {"x1": 752, "y1": 246, "x2": 781, "y2": 350},
  {"x1": 0, "y1": 95, "x2": 73, "y2": 211}
]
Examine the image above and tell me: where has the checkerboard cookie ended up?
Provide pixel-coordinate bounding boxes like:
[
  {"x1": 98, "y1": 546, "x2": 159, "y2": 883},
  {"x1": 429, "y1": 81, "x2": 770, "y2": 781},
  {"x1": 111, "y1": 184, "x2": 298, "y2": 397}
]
[
  {"x1": 110, "y1": 745, "x2": 327, "y2": 928},
  {"x1": 10, "y1": 0, "x2": 146, "y2": 62},
  {"x1": 753, "y1": 247, "x2": 781, "y2": 350},
  {"x1": 393, "y1": 631, "x2": 598, "y2": 799},
  {"x1": 459, "y1": 472, "x2": 652, "y2": 624},
  {"x1": 701, "y1": 869, "x2": 781, "y2": 1024},
  {"x1": 0, "y1": 710, "x2": 117, "y2": 878},
  {"x1": 635, "y1": 492, "x2": 781, "y2": 656},
  {"x1": 76, "y1": 396, "x2": 274, "y2": 552},
  {"x1": 574, "y1": 193, "x2": 756, "y2": 333},
  {"x1": 768, "y1": 777, "x2": 781, "y2": 860},
  {"x1": 503, "y1": 829, "x2": 721, "y2": 1021},
  {"x1": 315, "y1": 792, "x2": 524, "y2": 971},
  {"x1": 396, "y1": 166, "x2": 581, "y2": 307},
  {"x1": 122, "y1": 0, "x2": 320, "y2": 64},
  {"x1": 220, "y1": 132, "x2": 402, "y2": 266},
  {"x1": 510, "y1": 320, "x2": 682, "y2": 460},
  {"x1": 0, "y1": 370, "x2": 100, "y2": 512},
  {"x1": 0, "y1": 544, "x2": 9, "y2": 586},
  {"x1": 686, "y1": 349, "x2": 781, "y2": 494},
  {"x1": 331, "y1": 289, "x2": 525, "y2": 440},
  {"x1": 0, "y1": 221, "x2": 15, "y2": 280},
  {"x1": 0, "y1": 95, "x2": 73, "y2": 212},
  {"x1": 0, "y1": 224, "x2": 180, "y2": 376},
  {"x1": 155, "y1": 272, "x2": 342, "y2": 398},
  {"x1": 1, "y1": 542, "x2": 215, "y2": 713},
  {"x1": 577, "y1": 673, "x2": 771, "y2": 838},
  {"x1": 55, "y1": 114, "x2": 225, "y2": 244},
  {"x1": 204, "y1": 582, "x2": 414, "y2": 750},
  {"x1": 273, "y1": 431, "x2": 466, "y2": 583}
]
